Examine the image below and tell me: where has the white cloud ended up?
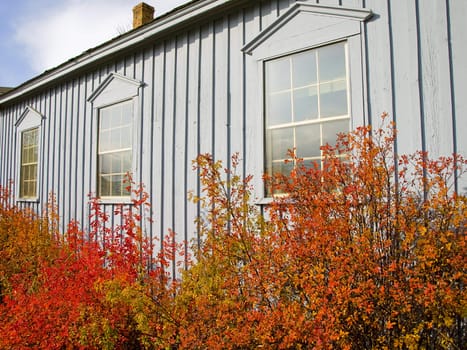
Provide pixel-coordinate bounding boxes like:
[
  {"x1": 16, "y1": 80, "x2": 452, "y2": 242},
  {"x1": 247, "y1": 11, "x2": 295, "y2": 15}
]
[{"x1": 13, "y1": 0, "x2": 188, "y2": 75}]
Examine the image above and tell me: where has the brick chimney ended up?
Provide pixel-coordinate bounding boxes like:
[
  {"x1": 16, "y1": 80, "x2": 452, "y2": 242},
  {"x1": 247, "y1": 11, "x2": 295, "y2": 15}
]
[{"x1": 133, "y1": 2, "x2": 154, "y2": 29}]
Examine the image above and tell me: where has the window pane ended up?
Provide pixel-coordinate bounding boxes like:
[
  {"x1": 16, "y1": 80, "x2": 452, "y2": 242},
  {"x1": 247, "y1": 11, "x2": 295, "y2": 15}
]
[
  {"x1": 303, "y1": 159, "x2": 321, "y2": 171},
  {"x1": 267, "y1": 91, "x2": 292, "y2": 126},
  {"x1": 295, "y1": 124, "x2": 321, "y2": 158},
  {"x1": 20, "y1": 165, "x2": 24, "y2": 184},
  {"x1": 122, "y1": 181, "x2": 131, "y2": 196},
  {"x1": 292, "y1": 51, "x2": 317, "y2": 88},
  {"x1": 99, "y1": 154, "x2": 111, "y2": 175},
  {"x1": 122, "y1": 151, "x2": 132, "y2": 173},
  {"x1": 23, "y1": 182, "x2": 29, "y2": 198},
  {"x1": 23, "y1": 165, "x2": 28, "y2": 182},
  {"x1": 99, "y1": 175, "x2": 111, "y2": 197},
  {"x1": 121, "y1": 102, "x2": 133, "y2": 125},
  {"x1": 22, "y1": 147, "x2": 28, "y2": 164},
  {"x1": 111, "y1": 153, "x2": 122, "y2": 174},
  {"x1": 293, "y1": 86, "x2": 318, "y2": 122},
  {"x1": 322, "y1": 119, "x2": 349, "y2": 147},
  {"x1": 28, "y1": 148, "x2": 34, "y2": 164},
  {"x1": 31, "y1": 165, "x2": 37, "y2": 180},
  {"x1": 100, "y1": 109, "x2": 111, "y2": 130},
  {"x1": 120, "y1": 126, "x2": 132, "y2": 149},
  {"x1": 266, "y1": 57, "x2": 290, "y2": 93},
  {"x1": 30, "y1": 131, "x2": 36, "y2": 145},
  {"x1": 99, "y1": 130, "x2": 111, "y2": 153},
  {"x1": 23, "y1": 132, "x2": 30, "y2": 146},
  {"x1": 272, "y1": 160, "x2": 293, "y2": 177},
  {"x1": 320, "y1": 80, "x2": 347, "y2": 117},
  {"x1": 267, "y1": 127, "x2": 294, "y2": 161},
  {"x1": 111, "y1": 175, "x2": 123, "y2": 196},
  {"x1": 319, "y1": 43, "x2": 346, "y2": 82},
  {"x1": 32, "y1": 145, "x2": 38, "y2": 163},
  {"x1": 110, "y1": 128, "x2": 121, "y2": 150}
]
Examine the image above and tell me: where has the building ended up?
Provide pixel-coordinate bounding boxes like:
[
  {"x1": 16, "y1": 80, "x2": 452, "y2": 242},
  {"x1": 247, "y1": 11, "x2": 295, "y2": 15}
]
[
  {"x1": 0, "y1": 87, "x2": 12, "y2": 96},
  {"x1": 1, "y1": 0, "x2": 466, "y2": 254}
]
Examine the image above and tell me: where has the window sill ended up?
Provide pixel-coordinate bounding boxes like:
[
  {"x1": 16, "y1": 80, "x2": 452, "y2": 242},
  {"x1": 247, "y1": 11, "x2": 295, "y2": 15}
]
[
  {"x1": 255, "y1": 197, "x2": 273, "y2": 206},
  {"x1": 255, "y1": 195, "x2": 290, "y2": 205},
  {"x1": 16, "y1": 197, "x2": 40, "y2": 203},
  {"x1": 97, "y1": 197, "x2": 133, "y2": 205},
  {"x1": 256, "y1": 194, "x2": 296, "y2": 206}
]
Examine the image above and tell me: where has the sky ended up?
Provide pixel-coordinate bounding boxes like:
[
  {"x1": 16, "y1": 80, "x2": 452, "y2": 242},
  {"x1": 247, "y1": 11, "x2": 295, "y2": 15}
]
[{"x1": 0, "y1": 0, "x2": 188, "y2": 88}]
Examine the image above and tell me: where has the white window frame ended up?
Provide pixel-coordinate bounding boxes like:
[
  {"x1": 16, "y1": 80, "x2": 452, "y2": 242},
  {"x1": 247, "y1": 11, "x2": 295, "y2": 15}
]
[
  {"x1": 264, "y1": 41, "x2": 351, "y2": 192},
  {"x1": 97, "y1": 100, "x2": 134, "y2": 199},
  {"x1": 242, "y1": 2, "x2": 372, "y2": 201},
  {"x1": 15, "y1": 106, "x2": 45, "y2": 202},
  {"x1": 88, "y1": 73, "x2": 143, "y2": 203}
]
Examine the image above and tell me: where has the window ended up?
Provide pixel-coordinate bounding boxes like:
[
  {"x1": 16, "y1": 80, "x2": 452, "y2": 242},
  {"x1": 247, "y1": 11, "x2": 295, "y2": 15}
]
[
  {"x1": 88, "y1": 73, "x2": 142, "y2": 201},
  {"x1": 265, "y1": 42, "x2": 350, "y2": 187},
  {"x1": 19, "y1": 127, "x2": 39, "y2": 198},
  {"x1": 97, "y1": 101, "x2": 133, "y2": 198},
  {"x1": 15, "y1": 106, "x2": 44, "y2": 201},
  {"x1": 242, "y1": 1, "x2": 371, "y2": 200}
]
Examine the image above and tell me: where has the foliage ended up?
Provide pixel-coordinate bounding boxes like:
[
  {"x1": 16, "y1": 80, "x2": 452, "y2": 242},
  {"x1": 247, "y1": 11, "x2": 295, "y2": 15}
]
[
  {"x1": 177, "y1": 116, "x2": 466, "y2": 349},
  {"x1": 1, "y1": 116, "x2": 466, "y2": 349},
  {"x1": 0, "y1": 178, "x2": 179, "y2": 349},
  {"x1": 0, "y1": 185, "x2": 59, "y2": 303}
]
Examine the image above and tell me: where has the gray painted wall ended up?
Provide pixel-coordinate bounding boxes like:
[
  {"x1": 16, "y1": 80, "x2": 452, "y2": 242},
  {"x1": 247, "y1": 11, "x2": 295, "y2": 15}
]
[{"x1": 1, "y1": 0, "x2": 466, "y2": 268}]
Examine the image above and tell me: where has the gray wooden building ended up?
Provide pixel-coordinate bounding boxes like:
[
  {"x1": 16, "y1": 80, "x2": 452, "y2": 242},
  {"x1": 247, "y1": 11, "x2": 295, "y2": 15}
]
[{"x1": 1, "y1": 0, "x2": 466, "y2": 254}]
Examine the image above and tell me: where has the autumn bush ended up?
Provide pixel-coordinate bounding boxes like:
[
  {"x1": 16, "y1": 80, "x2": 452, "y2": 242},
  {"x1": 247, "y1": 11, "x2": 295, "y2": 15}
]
[
  {"x1": 0, "y1": 180, "x2": 179, "y2": 349},
  {"x1": 177, "y1": 117, "x2": 466, "y2": 349},
  {"x1": 0, "y1": 116, "x2": 466, "y2": 349},
  {"x1": 0, "y1": 186, "x2": 59, "y2": 305}
]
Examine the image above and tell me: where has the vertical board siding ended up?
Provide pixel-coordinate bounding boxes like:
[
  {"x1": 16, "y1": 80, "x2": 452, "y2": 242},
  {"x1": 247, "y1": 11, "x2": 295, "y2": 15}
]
[
  {"x1": 1, "y1": 0, "x2": 467, "y2": 259},
  {"x1": 365, "y1": 0, "x2": 393, "y2": 124},
  {"x1": 162, "y1": 38, "x2": 176, "y2": 254},
  {"x1": 174, "y1": 33, "x2": 189, "y2": 272},
  {"x1": 82, "y1": 74, "x2": 93, "y2": 230},
  {"x1": 243, "y1": 3, "x2": 263, "y2": 196},
  {"x1": 417, "y1": 1, "x2": 453, "y2": 159},
  {"x1": 389, "y1": 0, "x2": 422, "y2": 156},
  {"x1": 448, "y1": 0, "x2": 467, "y2": 194},
  {"x1": 199, "y1": 23, "x2": 214, "y2": 156},
  {"x1": 214, "y1": 18, "x2": 229, "y2": 170},
  {"x1": 141, "y1": 46, "x2": 155, "y2": 243},
  {"x1": 186, "y1": 28, "x2": 202, "y2": 251},
  {"x1": 0, "y1": 112, "x2": 4, "y2": 187},
  {"x1": 229, "y1": 11, "x2": 245, "y2": 180},
  {"x1": 153, "y1": 41, "x2": 165, "y2": 254}
]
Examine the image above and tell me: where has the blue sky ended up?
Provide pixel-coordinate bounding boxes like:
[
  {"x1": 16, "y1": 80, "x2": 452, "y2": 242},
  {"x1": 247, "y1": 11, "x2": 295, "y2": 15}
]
[{"x1": 0, "y1": 0, "x2": 187, "y2": 88}]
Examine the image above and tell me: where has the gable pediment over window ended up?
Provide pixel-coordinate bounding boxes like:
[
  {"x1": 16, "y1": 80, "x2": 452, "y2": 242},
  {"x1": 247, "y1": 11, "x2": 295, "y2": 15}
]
[
  {"x1": 15, "y1": 106, "x2": 44, "y2": 130},
  {"x1": 88, "y1": 72, "x2": 143, "y2": 107},
  {"x1": 242, "y1": 1, "x2": 372, "y2": 60}
]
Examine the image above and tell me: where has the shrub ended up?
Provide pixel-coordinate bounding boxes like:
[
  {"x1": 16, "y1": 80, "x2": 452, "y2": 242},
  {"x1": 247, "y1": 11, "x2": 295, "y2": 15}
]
[{"x1": 177, "y1": 116, "x2": 466, "y2": 349}]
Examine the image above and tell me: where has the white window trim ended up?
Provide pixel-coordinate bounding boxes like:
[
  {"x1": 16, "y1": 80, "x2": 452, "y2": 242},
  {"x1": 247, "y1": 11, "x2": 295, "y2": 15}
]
[
  {"x1": 241, "y1": 2, "x2": 371, "y2": 201},
  {"x1": 88, "y1": 73, "x2": 144, "y2": 204},
  {"x1": 264, "y1": 41, "x2": 351, "y2": 197},
  {"x1": 15, "y1": 106, "x2": 45, "y2": 202}
]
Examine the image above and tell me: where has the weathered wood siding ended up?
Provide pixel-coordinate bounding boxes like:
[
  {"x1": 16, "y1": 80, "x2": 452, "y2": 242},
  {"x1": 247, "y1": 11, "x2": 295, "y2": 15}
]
[{"x1": 1, "y1": 0, "x2": 466, "y2": 261}]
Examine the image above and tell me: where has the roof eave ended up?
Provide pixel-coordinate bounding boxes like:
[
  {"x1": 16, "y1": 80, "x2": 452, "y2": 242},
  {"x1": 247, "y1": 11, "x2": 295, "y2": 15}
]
[{"x1": 0, "y1": 0, "x2": 246, "y2": 106}]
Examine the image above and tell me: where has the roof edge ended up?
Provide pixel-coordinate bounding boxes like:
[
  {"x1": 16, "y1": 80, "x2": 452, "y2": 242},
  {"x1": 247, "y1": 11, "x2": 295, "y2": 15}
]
[{"x1": 0, "y1": 0, "x2": 246, "y2": 106}]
